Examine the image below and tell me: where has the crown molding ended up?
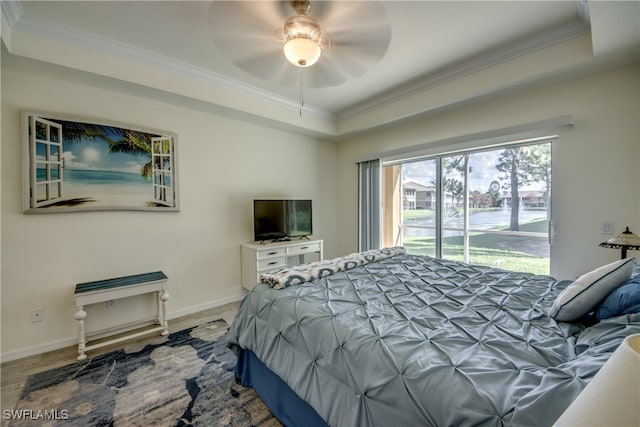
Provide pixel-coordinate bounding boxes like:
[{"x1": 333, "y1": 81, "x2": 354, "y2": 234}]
[
  {"x1": 6, "y1": 8, "x2": 334, "y2": 123},
  {"x1": 337, "y1": 18, "x2": 591, "y2": 121}
]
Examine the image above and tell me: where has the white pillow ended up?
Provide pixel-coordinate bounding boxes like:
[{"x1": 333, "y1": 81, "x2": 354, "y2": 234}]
[{"x1": 549, "y1": 258, "x2": 636, "y2": 321}]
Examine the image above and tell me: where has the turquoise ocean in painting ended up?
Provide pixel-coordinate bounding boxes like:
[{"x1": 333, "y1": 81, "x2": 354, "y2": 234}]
[
  {"x1": 37, "y1": 168, "x2": 153, "y2": 206},
  {"x1": 63, "y1": 169, "x2": 150, "y2": 187},
  {"x1": 37, "y1": 169, "x2": 150, "y2": 188}
]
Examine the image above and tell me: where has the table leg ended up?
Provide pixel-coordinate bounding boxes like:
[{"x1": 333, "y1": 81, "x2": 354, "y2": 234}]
[
  {"x1": 75, "y1": 306, "x2": 87, "y2": 360},
  {"x1": 158, "y1": 290, "x2": 170, "y2": 336}
]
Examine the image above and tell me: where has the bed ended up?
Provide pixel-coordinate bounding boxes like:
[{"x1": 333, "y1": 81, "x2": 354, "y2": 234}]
[{"x1": 227, "y1": 248, "x2": 640, "y2": 427}]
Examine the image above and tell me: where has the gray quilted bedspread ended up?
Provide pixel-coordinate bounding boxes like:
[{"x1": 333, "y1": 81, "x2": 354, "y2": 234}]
[{"x1": 227, "y1": 254, "x2": 640, "y2": 427}]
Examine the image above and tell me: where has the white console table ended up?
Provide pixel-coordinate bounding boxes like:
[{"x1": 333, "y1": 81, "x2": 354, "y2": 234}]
[
  {"x1": 241, "y1": 239, "x2": 323, "y2": 290},
  {"x1": 74, "y1": 271, "x2": 169, "y2": 360}
]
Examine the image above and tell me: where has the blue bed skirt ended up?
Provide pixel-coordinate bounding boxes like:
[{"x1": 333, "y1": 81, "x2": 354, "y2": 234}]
[{"x1": 235, "y1": 348, "x2": 329, "y2": 427}]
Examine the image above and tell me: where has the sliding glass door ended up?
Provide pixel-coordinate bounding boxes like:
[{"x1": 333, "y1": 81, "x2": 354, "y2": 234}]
[{"x1": 383, "y1": 141, "x2": 552, "y2": 275}]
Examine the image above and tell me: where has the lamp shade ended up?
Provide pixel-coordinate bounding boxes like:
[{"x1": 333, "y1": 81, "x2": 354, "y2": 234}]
[
  {"x1": 553, "y1": 333, "x2": 640, "y2": 426},
  {"x1": 283, "y1": 37, "x2": 321, "y2": 67},
  {"x1": 607, "y1": 227, "x2": 640, "y2": 246},
  {"x1": 599, "y1": 227, "x2": 640, "y2": 259}
]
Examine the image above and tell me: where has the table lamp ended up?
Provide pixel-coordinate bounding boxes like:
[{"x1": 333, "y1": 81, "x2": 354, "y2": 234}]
[
  {"x1": 599, "y1": 226, "x2": 640, "y2": 259},
  {"x1": 553, "y1": 333, "x2": 640, "y2": 426}
]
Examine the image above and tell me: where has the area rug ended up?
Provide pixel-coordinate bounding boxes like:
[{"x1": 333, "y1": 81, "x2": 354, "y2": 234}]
[{"x1": 10, "y1": 320, "x2": 281, "y2": 426}]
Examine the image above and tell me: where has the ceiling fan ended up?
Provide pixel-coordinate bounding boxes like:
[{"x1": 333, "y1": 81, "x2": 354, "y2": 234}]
[{"x1": 208, "y1": 1, "x2": 392, "y2": 89}]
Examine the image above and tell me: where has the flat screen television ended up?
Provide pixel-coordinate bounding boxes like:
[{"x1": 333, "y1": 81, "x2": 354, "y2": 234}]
[{"x1": 253, "y1": 199, "x2": 312, "y2": 242}]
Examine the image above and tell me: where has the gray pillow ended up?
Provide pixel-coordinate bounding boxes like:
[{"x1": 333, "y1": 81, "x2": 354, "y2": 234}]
[{"x1": 549, "y1": 258, "x2": 636, "y2": 321}]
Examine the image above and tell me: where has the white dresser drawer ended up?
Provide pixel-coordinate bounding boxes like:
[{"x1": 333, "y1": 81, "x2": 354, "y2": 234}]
[
  {"x1": 241, "y1": 239, "x2": 323, "y2": 291},
  {"x1": 256, "y1": 247, "x2": 286, "y2": 259},
  {"x1": 288, "y1": 242, "x2": 322, "y2": 256},
  {"x1": 258, "y1": 257, "x2": 287, "y2": 271}
]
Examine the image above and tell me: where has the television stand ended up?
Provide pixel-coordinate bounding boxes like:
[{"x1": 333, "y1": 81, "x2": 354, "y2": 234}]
[{"x1": 241, "y1": 239, "x2": 323, "y2": 291}]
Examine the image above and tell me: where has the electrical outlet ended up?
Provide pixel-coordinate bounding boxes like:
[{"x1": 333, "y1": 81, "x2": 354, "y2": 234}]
[
  {"x1": 31, "y1": 308, "x2": 44, "y2": 322},
  {"x1": 602, "y1": 222, "x2": 614, "y2": 235}
]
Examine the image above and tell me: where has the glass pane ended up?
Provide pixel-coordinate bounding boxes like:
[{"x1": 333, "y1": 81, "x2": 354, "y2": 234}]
[
  {"x1": 154, "y1": 172, "x2": 172, "y2": 186},
  {"x1": 50, "y1": 144, "x2": 59, "y2": 158},
  {"x1": 467, "y1": 144, "x2": 551, "y2": 274},
  {"x1": 154, "y1": 186, "x2": 162, "y2": 199},
  {"x1": 35, "y1": 122, "x2": 47, "y2": 140},
  {"x1": 468, "y1": 146, "x2": 550, "y2": 231},
  {"x1": 442, "y1": 229, "x2": 464, "y2": 261},
  {"x1": 154, "y1": 156, "x2": 163, "y2": 170},
  {"x1": 36, "y1": 183, "x2": 47, "y2": 202},
  {"x1": 401, "y1": 158, "x2": 437, "y2": 256},
  {"x1": 50, "y1": 167, "x2": 59, "y2": 181},
  {"x1": 440, "y1": 155, "x2": 465, "y2": 263},
  {"x1": 36, "y1": 164, "x2": 47, "y2": 182},
  {"x1": 35, "y1": 142, "x2": 47, "y2": 161},
  {"x1": 154, "y1": 139, "x2": 170, "y2": 154},
  {"x1": 49, "y1": 183, "x2": 60, "y2": 199},
  {"x1": 467, "y1": 232, "x2": 549, "y2": 275},
  {"x1": 403, "y1": 229, "x2": 436, "y2": 257},
  {"x1": 441, "y1": 155, "x2": 465, "y2": 232},
  {"x1": 49, "y1": 129, "x2": 59, "y2": 143}
]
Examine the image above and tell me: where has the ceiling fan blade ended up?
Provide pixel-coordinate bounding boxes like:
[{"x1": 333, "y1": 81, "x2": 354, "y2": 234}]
[
  {"x1": 302, "y1": 61, "x2": 349, "y2": 88},
  {"x1": 322, "y1": 26, "x2": 392, "y2": 76},
  {"x1": 309, "y1": 1, "x2": 391, "y2": 84},
  {"x1": 234, "y1": 50, "x2": 297, "y2": 86},
  {"x1": 208, "y1": 1, "x2": 290, "y2": 82},
  {"x1": 320, "y1": 1, "x2": 389, "y2": 36},
  {"x1": 207, "y1": 0, "x2": 392, "y2": 89}
]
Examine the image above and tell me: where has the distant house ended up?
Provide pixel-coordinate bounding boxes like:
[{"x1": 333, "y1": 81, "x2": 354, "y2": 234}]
[
  {"x1": 403, "y1": 181, "x2": 471, "y2": 210},
  {"x1": 402, "y1": 181, "x2": 434, "y2": 210},
  {"x1": 503, "y1": 190, "x2": 548, "y2": 208}
]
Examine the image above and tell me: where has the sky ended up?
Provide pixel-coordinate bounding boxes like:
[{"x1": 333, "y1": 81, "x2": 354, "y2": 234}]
[
  {"x1": 61, "y1": 137, "x2": 148, "y2": 175},
  {"x1": 401, "y1": 149, "x2": 547, "y2": 193},
  {"x1": 402, "y1": 151, "x2": 504, "y2": 193}
]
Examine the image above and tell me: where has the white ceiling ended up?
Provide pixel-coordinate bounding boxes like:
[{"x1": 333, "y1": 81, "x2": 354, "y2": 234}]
[{"x1": 2, "y1": 1, "x2": 640, "y2": 138}]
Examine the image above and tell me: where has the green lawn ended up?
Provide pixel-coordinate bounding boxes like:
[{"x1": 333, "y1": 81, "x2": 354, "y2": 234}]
[{"x1": 403, "y1": 218, "x2": 550, "y2": 276}]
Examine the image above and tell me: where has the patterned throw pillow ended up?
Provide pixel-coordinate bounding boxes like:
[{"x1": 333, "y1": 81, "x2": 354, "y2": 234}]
[{"x1": 549, "y1": 258, "x2": 636, "y2": 321}]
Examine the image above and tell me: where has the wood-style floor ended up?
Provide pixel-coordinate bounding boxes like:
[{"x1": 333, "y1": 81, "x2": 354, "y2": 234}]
[{"x1": 0, "y1": 301, "x2": 241, "y2": 418}]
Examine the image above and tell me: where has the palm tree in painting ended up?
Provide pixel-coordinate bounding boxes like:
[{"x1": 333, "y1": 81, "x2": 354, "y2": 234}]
[
  {"x1": 52, "y1": 119, "x2": 157, "y2": 178},
  {"x1": 107, "y1": 129, "x2": 154, "y2": 178}
]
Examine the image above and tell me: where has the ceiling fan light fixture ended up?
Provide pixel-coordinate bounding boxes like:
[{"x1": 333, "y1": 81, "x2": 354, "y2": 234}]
[
  {"x1": 283, "y1": 2, "x2": 322, "y2": 68},
  {"x1": 284, "y1": 36, "x2": 321, "y2": 67}
]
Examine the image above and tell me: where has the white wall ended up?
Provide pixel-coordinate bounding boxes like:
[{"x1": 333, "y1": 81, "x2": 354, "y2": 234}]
[
  {"x1": 0, "y1": 51, "x2": 338, "y2": 360},
  {"x1": 336, "y1": 64, "x2": 640, "y2": 280}
]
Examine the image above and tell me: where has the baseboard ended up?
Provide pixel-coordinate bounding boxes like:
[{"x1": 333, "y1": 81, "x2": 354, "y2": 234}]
[
  {"x1": 1, "y1": 336, "x2": 80, "y2": 364},
  {"x1": 0, "y1": 291, "x2": 246, "y2": 363},
  {"x1": 167, "y1": 291, "x2": 245, "y2": 320}
]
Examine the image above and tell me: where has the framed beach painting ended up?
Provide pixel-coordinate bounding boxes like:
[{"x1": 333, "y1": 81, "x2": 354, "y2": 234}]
[{"x1": 22, "y1": 111, "x2": 179, "y2": 213}]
